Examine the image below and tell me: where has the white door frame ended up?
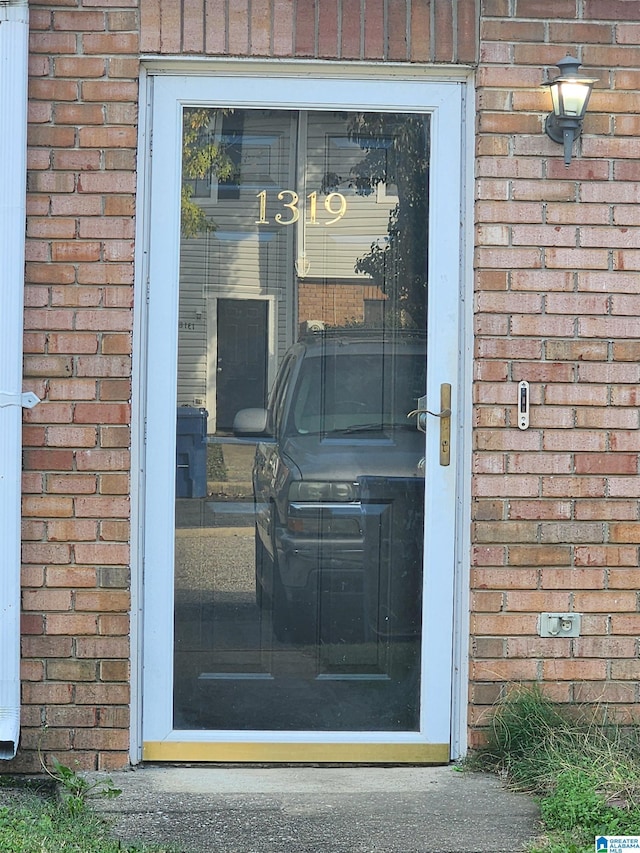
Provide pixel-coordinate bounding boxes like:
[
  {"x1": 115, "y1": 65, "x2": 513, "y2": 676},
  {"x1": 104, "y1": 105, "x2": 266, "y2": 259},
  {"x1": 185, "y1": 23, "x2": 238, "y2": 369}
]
[{"x1": 135, "y1": 63, "x2": 471, "y2": 763}]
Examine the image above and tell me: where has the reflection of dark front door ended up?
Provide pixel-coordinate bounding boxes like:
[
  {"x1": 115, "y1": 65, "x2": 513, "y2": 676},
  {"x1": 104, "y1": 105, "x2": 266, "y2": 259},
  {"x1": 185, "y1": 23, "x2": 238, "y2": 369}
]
[{"x1": 216, "y1": 299, "x2": 268, "y2": 431}]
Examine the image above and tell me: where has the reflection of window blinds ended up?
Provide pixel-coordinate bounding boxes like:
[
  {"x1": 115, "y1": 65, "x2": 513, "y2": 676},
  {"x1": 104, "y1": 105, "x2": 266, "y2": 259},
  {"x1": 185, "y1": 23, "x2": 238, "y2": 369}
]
[
  {"x1": 302, "y1": 118, "x2": 397, "y2": 281},
  {"x1": 218, "y1": 112, "x2": 244, "y2": 200}
]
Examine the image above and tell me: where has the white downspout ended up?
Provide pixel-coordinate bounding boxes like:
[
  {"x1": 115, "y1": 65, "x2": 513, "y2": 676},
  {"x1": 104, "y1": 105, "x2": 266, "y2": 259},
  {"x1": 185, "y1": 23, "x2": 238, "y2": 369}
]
[{"x1": 0, "y1": 0, "x2": 36, "y2": 760}]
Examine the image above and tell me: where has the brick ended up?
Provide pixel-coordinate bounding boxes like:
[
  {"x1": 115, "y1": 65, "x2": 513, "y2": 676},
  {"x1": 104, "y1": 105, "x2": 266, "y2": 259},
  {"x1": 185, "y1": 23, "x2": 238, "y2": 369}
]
[
  {"x1": 474, "y1": 637, "x2": 506, "y2": 659},
  {"x1": 74, "y1": 590, "x2": 130, "y2": 612},
  {"x1": 574, "y1": 591, "x2": 637, "y2": 612},
  {"x1": 76, "y1": 356, "x2": 131, "y2": 378},
  {"x1": 472, "y1": 568, "x2": 538, "y2": 589},
  {"x1": 75, "y1": 496, "x2": 129, "y2": 518},
  {"x1": 609, "y1": 569, "x2": 640, "y2": 589},
  {"x1": 22, "y1": 588, "x2": 72, "y2": 610},
  {"x1": 98, "y1": 614, "x2": 130, "y2": 635},
  {"x1": 575, "y1": 546, "x2": 638, "y2": 567},
  {"x1": 507, "y1": 545, "x2": 571, "y2": 567},
  {"x1": 23, "y1": 448, "x2": 75, "y2": 472},
  {"x1": 46, "y1": 567, "x2": 98, "y2": 588},
  {"x1": 78, "y1": 127, "x2": 138, "y2": 149},
  {"x1": 100, "y1": 378, "x2": 131, "y2": 400},
  {"x1": 312, "y1": 0, "x2": 336, "y2": 57},
  {"x1": 45, "y1": 707, "x2": 97, "y2": 728},
  {"x1": 52, "y1": 150, "x2": 102, "y2": 172},
  {"x1": 98, "y1": 752, "x2": 130, "y2": 771},
  {"x1": 46, "y1": 613, "x2": 99, "y2": 635},
  {"x1": 575, "y1": 683, "x2": 637, "y2": 704},
  {"x1": 611, "y1": 660, "x2": 640, "y2": 680},
  {"x1": 472, "y1": 659, "x2": 539, "y2": 681},
  {"x1": 73, "y1": 729, "x2": 129, "y2": 751},
  {"x1": 47, "y1": 474, "x2": 97, "y2": 495},
  {"x1": 609, "y1": 523, "x2": 640, "y2": 543},
  {"x1": 22, "y1": 636, "x2": 72, "y2": 658},
  {"x1": 575, "y1": 500, "x2": 638, "y2": 521},
  {"x1": 55, "y1": 103, "x2": 105, "y2": 125},
  {"x1": 48, "y1": 519, "x2": 98, "y2": 542},
  {"x1": 24, "y1": 405, "x2": 74, "y2": 430},
  {"x1": 543, "y1": 660, "x2": 608, "y2": 681},
  {"x1": 96, "y1": 706, "x2": 129, "y2": 727},
  {"x1": 99, "y1": 474, "x2": 130, "y2": 494},
  {"x1": 21, "y1": 728, "x2": 72, "y2": 751},
  {"x1": 611, "y1": 615, "x2": 640, "y2": 635},
  {"x1": 46, "y1": 427, "x2": 98, "y2": 448},
  {"x1": 82, "y1": 32, "x2": 138, "y2": 54},
  {"x1": 76, "y1": 637, "x2": 129, "y2": 659},
  {"x1": 575, "y1": 454, "x2": 638, "y2": 476},
  {"x1": 540, "y1": 568, "x2": 605, "y2": 589},
  {"x1": 47, "y1": 660, "x2": 97, "y2": 682},
  {"x1": 81, "y1": 81, "x2": 138, "y2": 102},
  {"x1": 54, "y1": 55, "x2": 106, "y2": 77},
  {"x1": 75, "y1": 683, "x2": 129, "y2": 705},
  {"x1": 22, "y1": 496, "x2": 73, "y2": 518},
  {"x1": 73, "y1": 544, "x2": 130, "y2": 566},
  {"x1": 472, "y1": 591, "x2": 504, "y2": 612},
  {"x1": 73, "y1": 403, "x2": 130, "y2": 424},
  {"x1": 99, "y1": 521, "x2": 130, "y2": 543},
  {"x1": 52, "y1": 9, "x2": 105, "y2": 30},
  {"x1": 99, "y1": 427, "x2": 131, "y2": 448},
  {"x1": 507, "y1": 637, "x2": 572, "y2": 659},
  {"x1": 22, "y1": 683, "x2": 73, "y2": 705},
  {"x1": 29, "y1": 31, "x2": 77, "y2": 53}
]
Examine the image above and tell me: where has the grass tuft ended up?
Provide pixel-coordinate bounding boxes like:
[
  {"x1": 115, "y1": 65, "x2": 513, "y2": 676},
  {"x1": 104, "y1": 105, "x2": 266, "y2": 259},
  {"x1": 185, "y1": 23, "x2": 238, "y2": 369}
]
[
  {"x1": 475, "y1": 686, "x2": 640, "y2": 853},
  {"x1": 0, "y1": 775, "x2": 178, "y2": 853}
]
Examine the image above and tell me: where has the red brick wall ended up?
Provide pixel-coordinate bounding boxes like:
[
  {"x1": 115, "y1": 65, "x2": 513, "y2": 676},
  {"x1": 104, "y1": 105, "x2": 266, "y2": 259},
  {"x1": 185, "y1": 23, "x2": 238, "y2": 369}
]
[
  {"x1": 298, "y1": 283, "x2": 386, "y2": 329},
  {"x1": 10, "y1": 0, "x2": 640, "y2": 771},
  {"x1": 139, "y1": 0, "x2": 477, "y2": 63},
  {"x1": 472, "y1": 0, "x2": 640, "y2": 743},
  {"x1": 15, "y1": 2, "x2": 139, "y2": 771}
]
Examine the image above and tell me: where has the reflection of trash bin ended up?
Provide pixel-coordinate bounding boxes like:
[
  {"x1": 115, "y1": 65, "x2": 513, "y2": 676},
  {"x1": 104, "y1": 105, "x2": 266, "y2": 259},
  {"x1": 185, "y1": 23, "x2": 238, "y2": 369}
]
[{"x1": 176, "y1": 406, "x2": 208, "y2": 498}]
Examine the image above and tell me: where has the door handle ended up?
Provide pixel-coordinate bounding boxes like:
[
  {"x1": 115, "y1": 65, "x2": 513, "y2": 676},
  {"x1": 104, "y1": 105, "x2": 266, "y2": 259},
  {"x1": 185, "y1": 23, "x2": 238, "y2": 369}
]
[
  {"x1": 438, "y1": 383, "x2": 451, "y2": 466},
  {"x1": 407, "y1": 383, "x2": 451, "y2": 466}
]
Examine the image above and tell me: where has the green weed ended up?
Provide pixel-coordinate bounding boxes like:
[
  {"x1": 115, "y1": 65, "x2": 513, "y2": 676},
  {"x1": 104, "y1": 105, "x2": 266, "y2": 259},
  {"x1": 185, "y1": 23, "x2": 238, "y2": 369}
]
[
  {"x1": 476, "y1": 686, "x2": 640, "y2": 853},
  {"x1": 0, "y1": 782, "x2": 176, "y2": 852}
]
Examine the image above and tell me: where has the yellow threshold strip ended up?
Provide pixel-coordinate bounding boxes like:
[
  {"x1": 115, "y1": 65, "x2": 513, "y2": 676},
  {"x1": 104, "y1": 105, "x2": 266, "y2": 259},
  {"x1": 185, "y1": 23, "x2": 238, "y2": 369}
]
[{"x1": 143, "y1": 741, "x2": 450, "y2": 764}]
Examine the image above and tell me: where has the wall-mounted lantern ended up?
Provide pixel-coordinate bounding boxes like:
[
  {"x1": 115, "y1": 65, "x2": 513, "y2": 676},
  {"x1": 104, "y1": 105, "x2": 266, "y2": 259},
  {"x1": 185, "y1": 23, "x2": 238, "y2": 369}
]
[{"x1": 543, "y1": 55, "x2": 597, "y2": 167}]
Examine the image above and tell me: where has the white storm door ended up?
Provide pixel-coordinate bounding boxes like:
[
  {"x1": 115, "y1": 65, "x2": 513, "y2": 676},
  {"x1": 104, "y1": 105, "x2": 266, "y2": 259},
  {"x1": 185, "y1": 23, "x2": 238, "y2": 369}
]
[{"x1": 141, "y1": 67, "x2": 464, "y2": 763}]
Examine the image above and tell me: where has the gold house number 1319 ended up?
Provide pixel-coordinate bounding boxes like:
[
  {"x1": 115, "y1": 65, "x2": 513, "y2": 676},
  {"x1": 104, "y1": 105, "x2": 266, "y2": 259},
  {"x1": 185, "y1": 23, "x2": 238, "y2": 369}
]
[{"x1": 256, "y1": 190, "x2": 347, "y2": 226}]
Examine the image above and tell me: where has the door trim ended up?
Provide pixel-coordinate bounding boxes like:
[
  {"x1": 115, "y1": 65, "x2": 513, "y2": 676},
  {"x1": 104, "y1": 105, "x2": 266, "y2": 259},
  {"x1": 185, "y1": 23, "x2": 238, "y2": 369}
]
[
  {"x1": 143, "y1": 741, "x2": 449, "y2": 764},
  {"x1": 138, "y1": 64, "x2": 469, "y2": 762}
]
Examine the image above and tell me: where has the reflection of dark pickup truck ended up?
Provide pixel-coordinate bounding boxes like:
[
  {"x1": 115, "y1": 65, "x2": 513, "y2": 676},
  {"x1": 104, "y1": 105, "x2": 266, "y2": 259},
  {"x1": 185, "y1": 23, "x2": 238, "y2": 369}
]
[{"x1": 233, "y1": 330, "x2": 427, "y2": 640}]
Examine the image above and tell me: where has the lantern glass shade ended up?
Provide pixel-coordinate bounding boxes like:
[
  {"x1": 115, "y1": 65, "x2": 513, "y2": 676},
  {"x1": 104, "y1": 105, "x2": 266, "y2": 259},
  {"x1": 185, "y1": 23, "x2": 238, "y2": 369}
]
[{"x1": 549, "y1": 78, "x2": 593, "y2": 119}]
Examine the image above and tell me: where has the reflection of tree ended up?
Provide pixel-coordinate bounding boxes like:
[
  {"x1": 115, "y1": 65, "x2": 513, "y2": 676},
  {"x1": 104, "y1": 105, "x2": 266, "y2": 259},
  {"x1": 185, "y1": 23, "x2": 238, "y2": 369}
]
[
  {"x1": 348, "y1": 113, "x2": 429, "y2": 329},
  {"x1": 181, "y1": 108, "x2": 235, "y2": 238}
]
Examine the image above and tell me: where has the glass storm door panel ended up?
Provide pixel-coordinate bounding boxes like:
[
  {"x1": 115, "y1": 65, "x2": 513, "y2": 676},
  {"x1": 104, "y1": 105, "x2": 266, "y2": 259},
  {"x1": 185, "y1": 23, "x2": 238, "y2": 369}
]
[
  {"x1": 143, "y1": 73, "x2": 462, "y2": 761},
  {"x1": 174, "y1": 108, "x2": 429, "y2": 732}
]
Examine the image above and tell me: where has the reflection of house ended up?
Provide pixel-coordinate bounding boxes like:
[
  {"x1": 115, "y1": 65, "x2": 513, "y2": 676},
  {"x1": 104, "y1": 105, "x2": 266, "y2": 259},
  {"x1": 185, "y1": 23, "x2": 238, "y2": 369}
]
[{"x1": 178, "y1": 111, "x2": 404, "y2": 430}]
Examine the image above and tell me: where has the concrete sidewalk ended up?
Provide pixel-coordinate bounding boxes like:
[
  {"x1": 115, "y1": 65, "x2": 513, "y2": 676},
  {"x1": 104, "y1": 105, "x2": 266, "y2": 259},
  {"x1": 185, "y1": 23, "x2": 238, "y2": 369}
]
[{"x1": 90, "y1": 765, "x2": 541, "y2": 853}]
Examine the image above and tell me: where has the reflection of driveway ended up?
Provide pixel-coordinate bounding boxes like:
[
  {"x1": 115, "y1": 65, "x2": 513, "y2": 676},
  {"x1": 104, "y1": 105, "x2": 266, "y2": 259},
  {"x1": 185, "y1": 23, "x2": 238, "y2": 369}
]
[
  {"x1": 175, "y1": 526, "x2": 254, "y2": 604},
  {"x1": 207, "y1": 441, "x2": 255, "y2": 498}
]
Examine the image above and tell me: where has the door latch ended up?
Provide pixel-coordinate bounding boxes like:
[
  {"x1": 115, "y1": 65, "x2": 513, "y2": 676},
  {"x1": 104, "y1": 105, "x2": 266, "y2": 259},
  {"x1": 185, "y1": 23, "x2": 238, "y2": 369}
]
[{"x1": 408, "y1": 383, "x2": 452, "y2": 466}]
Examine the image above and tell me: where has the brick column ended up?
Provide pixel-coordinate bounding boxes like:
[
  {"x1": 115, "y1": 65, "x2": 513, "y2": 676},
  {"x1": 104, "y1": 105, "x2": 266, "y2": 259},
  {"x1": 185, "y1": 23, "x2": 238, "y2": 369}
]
[{"x1": 16, "y1": 1, "x2": 139, "y2": 772}]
